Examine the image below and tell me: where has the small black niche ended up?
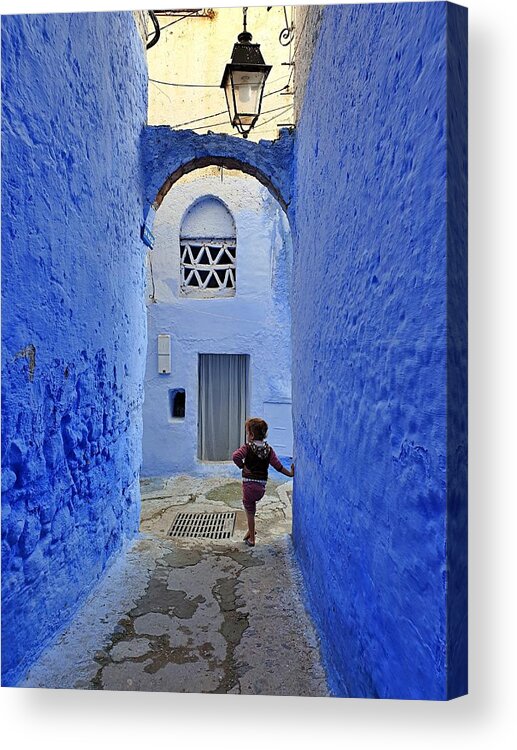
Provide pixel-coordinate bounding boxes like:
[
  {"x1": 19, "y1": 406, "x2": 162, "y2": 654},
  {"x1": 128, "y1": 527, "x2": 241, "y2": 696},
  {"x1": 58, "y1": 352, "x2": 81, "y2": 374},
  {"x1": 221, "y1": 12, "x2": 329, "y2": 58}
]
[{"x1": 169, "y1": 388, "x2": 186, "y2": 419}]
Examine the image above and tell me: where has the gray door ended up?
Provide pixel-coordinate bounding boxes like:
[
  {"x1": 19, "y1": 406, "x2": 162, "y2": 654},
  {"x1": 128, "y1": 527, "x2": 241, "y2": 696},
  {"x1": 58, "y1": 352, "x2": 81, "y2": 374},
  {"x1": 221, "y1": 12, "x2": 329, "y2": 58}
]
[{"x1": 198, "y1": 354, "x2": 250, "y2": 460}]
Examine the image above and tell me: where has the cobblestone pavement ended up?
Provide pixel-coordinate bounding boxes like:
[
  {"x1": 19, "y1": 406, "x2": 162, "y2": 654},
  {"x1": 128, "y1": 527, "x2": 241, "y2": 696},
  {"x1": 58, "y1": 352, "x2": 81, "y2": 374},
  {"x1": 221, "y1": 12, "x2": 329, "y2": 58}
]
[{"x1": 21, "y1": 476, "x2": 329, "y2": 696}]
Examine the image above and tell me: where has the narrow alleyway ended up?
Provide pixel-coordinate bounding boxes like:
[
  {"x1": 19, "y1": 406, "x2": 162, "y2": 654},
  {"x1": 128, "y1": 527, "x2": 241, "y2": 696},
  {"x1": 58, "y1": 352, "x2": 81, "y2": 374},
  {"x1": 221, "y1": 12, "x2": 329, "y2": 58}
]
[{"x1": 20, "y1": 477, "x2": 328, "y2": 696}]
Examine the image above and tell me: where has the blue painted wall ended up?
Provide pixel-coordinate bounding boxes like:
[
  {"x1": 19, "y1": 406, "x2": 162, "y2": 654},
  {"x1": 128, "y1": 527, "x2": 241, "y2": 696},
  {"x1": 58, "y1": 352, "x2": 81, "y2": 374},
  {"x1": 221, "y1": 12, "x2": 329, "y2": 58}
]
[
  {"x1": 291, "y1": 2, "x2": 467, "y2": 699},
  {"x1": 1, "y1": 3, "x2": 467, "y2": 697},
  {"x1": 1, "y1": 12, "x2": 148, "y2": 685},
  {"x1": 141, "y1": 126, "x2": 294, "y2": 214}
]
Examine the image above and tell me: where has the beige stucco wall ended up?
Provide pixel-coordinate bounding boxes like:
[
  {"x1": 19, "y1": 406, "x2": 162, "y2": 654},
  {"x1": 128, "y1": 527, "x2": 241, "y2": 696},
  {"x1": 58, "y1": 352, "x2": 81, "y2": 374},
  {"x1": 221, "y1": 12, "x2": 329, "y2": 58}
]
[{"x1": 146, "y1": 6, "x2": 295, "y2": 142}]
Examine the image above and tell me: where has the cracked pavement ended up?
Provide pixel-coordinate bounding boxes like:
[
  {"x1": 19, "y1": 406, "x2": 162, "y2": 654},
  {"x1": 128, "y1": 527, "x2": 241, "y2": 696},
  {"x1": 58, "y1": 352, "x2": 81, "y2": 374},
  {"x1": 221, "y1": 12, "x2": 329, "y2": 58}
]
[{"x1": 20, "y1": 475, "x2": 328, "y2": 696}]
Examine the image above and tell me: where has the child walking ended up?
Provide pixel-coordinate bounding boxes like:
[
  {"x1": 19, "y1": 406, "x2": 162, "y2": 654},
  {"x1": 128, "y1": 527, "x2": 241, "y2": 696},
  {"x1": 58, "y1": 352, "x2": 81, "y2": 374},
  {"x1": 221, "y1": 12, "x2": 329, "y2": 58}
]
[{"x1": 232, "y1": 417, "x2": 294, "y2": 547}]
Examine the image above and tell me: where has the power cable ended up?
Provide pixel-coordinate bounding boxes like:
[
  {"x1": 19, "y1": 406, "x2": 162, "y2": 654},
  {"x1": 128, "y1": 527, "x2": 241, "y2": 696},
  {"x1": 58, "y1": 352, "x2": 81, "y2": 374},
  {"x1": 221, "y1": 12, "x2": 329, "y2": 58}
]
[
  {"x1": 149, "y1": 72, "x2": 290, "y2": 90},
  {"x1": 171, "y1": 108, "x2": 229, "y2": 129},
  {"x1": 169, "y1": 86, "x2": 290, "y2": 129},
  {"x1": 253, "y1": 104, "x2": 293, "y2": 132},
  {"x1": 157, "y1": 10, "x2": 202, "y2": 32},
  {"x1": 286, "y1": 8, "x2": 312, "y2": 89},
  {"x1": 149, "y1": 79, "x2": 220, "y2": 89},
  {"x1": 188, "y1": 105, "x2": 293, "y2": 133}
]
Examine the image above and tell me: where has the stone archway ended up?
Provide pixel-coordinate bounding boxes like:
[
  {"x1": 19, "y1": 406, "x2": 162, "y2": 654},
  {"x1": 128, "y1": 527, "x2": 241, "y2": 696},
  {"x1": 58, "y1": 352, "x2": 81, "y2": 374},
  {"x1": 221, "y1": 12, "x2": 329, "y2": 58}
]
[{"x1": 142, "y1": 127, "x2": 295, "y2": 215}]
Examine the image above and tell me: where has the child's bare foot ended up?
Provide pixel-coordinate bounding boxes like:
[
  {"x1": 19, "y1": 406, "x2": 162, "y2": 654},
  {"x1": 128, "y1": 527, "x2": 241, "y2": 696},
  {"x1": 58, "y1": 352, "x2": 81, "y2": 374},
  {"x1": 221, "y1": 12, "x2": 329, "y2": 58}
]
[{"x1": 244, "y1": 538, "x2": 255, "y2": 547}]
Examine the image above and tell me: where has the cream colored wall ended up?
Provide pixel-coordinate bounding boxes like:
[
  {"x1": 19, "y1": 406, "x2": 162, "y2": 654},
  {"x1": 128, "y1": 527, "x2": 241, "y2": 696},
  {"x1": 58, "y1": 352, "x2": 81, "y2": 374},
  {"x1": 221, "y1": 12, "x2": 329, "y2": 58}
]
[{"x1": 146, "y1": 6, "x2": 295, "y2": 142}]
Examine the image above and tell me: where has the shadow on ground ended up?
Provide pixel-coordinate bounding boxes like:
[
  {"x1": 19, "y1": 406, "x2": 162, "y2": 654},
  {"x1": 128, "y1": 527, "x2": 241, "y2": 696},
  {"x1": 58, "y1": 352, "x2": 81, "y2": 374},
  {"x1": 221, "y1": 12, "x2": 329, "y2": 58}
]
[{"x1": 21, "y1": 476, "x2": 328, "y2": 696}]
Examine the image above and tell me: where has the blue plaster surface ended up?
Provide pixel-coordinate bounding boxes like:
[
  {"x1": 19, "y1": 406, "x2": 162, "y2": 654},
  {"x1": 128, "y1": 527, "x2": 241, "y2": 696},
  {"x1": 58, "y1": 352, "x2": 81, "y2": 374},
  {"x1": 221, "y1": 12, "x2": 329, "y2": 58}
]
[
  {"x1": 141, "y1": 126, "x2": 294, "y2": 213},
  {"x1": 291, "y1": 2, "x2": 467, "y2": 699},
  {"x1": 1, "y1": 12, "x2": 148, "y2": 685},
  {"x1": 0, "y1": 3, "x2": 467, "y2": 698}
]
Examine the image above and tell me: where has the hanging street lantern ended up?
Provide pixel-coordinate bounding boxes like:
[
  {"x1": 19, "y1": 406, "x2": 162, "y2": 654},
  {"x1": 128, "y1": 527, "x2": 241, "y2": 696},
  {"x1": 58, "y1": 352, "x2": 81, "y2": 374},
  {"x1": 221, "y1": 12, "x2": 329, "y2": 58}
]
[{"x1": 220, "y1": 7, "x2": 272, "y2": 138}]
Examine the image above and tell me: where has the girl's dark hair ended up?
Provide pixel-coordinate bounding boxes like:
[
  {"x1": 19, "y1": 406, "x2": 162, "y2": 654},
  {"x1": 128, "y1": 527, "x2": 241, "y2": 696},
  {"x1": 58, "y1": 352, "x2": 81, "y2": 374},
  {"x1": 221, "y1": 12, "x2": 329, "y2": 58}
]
[{"x1": 245, "y1": 417, "x2": 268, "y2": 441}]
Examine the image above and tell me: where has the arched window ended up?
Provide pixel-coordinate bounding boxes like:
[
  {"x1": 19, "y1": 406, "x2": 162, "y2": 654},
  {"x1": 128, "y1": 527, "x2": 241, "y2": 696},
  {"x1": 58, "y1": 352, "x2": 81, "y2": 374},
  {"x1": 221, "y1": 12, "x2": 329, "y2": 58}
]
[{"x1": 179, "y1": 196, "x2": 236, "y2": 298}]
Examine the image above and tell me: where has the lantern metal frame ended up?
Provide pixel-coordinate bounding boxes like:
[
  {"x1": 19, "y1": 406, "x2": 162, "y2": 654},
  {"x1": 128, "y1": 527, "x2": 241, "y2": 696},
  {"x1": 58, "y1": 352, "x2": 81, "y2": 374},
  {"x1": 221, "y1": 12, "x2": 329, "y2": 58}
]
[{"x1": 220, "y1": 9, "x2": 272, "y2": 138}]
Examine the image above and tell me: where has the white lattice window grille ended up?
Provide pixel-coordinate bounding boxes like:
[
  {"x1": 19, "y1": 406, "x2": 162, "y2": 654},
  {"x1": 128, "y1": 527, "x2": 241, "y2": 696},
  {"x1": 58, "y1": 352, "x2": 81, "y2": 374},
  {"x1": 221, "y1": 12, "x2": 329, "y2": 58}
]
[
  {"x1": 180, "y1": 196, "x2": 237, "y2": 299},
  {"x1": 180, "y1": 240, "x2": 236, "y2": 298}
]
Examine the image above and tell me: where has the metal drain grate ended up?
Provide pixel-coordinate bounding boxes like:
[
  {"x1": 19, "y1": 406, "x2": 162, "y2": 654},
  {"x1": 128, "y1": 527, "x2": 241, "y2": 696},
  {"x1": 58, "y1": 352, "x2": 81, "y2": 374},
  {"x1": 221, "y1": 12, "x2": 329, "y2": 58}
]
[{"x1": 168, "y1": 511, "x2": 236, "y2": 540}]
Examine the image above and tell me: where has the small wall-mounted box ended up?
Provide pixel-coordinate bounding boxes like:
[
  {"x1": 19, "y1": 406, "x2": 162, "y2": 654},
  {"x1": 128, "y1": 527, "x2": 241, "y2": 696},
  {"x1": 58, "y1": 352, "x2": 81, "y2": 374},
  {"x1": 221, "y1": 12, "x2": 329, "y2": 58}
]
[{"x1": 157, "y1": 334, "x2": 171, "y2": 374}]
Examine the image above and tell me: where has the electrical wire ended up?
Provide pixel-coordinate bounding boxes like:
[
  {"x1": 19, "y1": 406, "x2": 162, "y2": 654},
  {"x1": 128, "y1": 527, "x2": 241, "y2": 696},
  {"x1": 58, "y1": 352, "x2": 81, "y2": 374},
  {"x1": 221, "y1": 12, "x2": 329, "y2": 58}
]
[
  {"x1": 169, "y1": 85, "x2": 291, "y2": 129},
  {"x1": 149, "y1": 72, "x2": 290, "y2": 90},
  {"x1": 256, "y1": 103, "x2": 293, "y2": 129},
  {"x1": 149, "y1": 79, "x2": 220, "y2": 88},
  {"x1": 146, "y1": 6, "x2": 297, "y2": 131},
  {"x1": 291, "y1": 11, "x2": 311, "y2": 60},
  {"x1": 188, "y1": 103, "x2": 295, "y2": 132},
  {"x1": 146, "y1": 9, "x2": 202, "y2": 51},
  {"x1": 286, "y1": 7, "x2": 312, "y2": 89},
  {"x1": 171, "y1": 108, "x2": 230, "y2": 129},
  {"x1": 149, "y1": 80, "x2": 172, "y2": 103},
  {"x1": 157, "y1": 10, "x2": 202, "y2": 32},
  {"x1": 253, "y1": 104, "x2": 293, "y2": 132}
]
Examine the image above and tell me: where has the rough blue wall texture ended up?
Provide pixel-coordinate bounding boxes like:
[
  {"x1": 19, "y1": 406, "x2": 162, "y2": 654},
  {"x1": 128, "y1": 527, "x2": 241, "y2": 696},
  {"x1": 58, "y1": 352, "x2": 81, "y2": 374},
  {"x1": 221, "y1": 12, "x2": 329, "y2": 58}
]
[
  {"x1": 291, "y1": 2, "x2": 467, "y2": 699},
  {"x1": 142, "y1": 126, "x2": 294, "y2": 213},
  {"x1": 1, "y1": 12, "x2": 148, "y2": 685}
]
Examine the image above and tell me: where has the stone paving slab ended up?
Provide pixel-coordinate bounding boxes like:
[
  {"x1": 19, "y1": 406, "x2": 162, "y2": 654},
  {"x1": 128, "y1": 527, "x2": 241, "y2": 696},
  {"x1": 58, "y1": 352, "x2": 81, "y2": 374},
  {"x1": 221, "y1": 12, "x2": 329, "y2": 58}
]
[{"x1": 20, "y1": 476, "x2": 328, "y2": 696}]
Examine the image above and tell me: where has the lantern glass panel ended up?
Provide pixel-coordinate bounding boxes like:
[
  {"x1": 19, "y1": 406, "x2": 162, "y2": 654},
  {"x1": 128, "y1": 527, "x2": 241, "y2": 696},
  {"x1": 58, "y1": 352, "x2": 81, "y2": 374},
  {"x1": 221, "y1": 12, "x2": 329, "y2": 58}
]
[
  {"x1": 231, "y1": 70, "x2": 265, "y2": 117},
  {"x1": 224, "y1": 78, "x2": 237, "y2": 123}
]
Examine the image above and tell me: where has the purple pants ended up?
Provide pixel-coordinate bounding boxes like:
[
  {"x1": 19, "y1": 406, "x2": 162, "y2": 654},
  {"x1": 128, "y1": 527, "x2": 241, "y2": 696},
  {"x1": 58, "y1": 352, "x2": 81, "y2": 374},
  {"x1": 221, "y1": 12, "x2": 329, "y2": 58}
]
[{"x1": 242, "y1": 481, "x2": 266, "y2": 515}]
